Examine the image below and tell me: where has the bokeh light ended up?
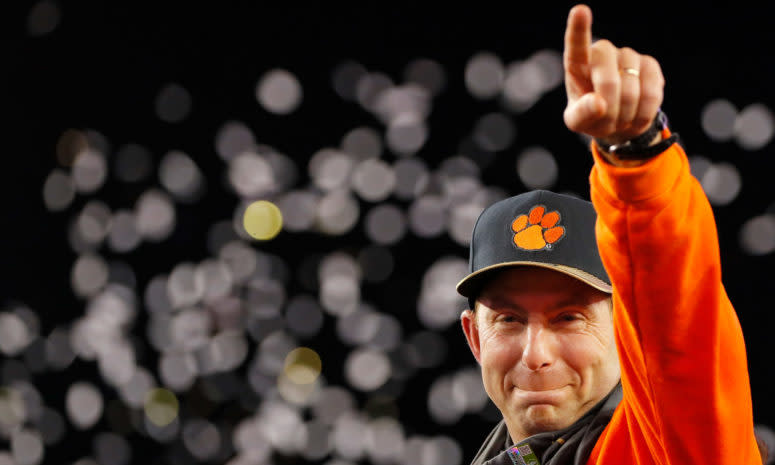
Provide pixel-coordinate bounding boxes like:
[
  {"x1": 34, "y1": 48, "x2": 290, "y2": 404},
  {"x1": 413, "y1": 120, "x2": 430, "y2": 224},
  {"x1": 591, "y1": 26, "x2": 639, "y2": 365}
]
[
  {"x1": 464, "y1": 52, "x2": 504, "y2": 99},
  {"x1": 332, "y1": 411, "x2": 369, "y2": 460},
  {"x1": 159, "y1": 150, "x2": 204, "y2": 202},
  {"x1": 352, "y1": 159, "x2": 396, "y2": 202},
  {"x1": 356, "y1": 72, "x2": 393, "y2": 112},
  {"x1": 155, "y1": 83, "x2": 192, "y2": 123},
  {"x1": 114, "y1": 144, "x2": 153, "y2": 183},
  {"x1": 283, "y1": 347, "x2": 323, "y2": 385},
  {"x1": 71, "y1": 254, "x2": 109, "y2": 298},
  {"x1": 734, "y1": 103, "x2": 775, "y2": 150},
  {"x1": 364, "y1": 204, "x2": 407, "y2": 245},
  {"x1": 0, "y1": 386, "x2": 26, "y2": 430},
  {"x1": 55, "y1": 129, "x2": 89, "y2": 167},
  {"x1": 344, "y1": 348, "x2": 391, "y2": 391},
  {"x1": 310, "y1": 149, "x2": 354, "y2": 192},
  {"x1": 517, "y1": 146, "x2": 558, "y2": 190},
  {"x1": 27, "y1": 1, "x2": 60, "y2": 36},
  {"x1": 357, "y1": 245, "x2": 394, "y2": 283},
  {"x1": 135, "y1": 189, "x2": 176, "y2": 242},
  {"x1": 11, "y1": 428, "x2": 44, "y2": 465},
  {"x1": 405, "y1": 58, "x2": 447, "y2": 96},
  {"x1": 394, "y1": 157, "x2": 429, "y2": 200},
  {"x1": 243, "y1": 200, "x2": 283, "y2": 241},
  {"x1": 93, "y1": 432, "x2": 131, "y2": 465},
  {"x1": 473, "y1": 112, "x2": 516, "y2": 152},
  {"x1": 409, "y1": 195, "x2": 447, "y2": 238},
  {"x1": 42, "y1": 169, "x2": 75, "y2": 212},
  {"x1": 256, "y1": 69, "x2": 303, "y2": 115},
  {"x1": 316, "y1": 189, "x2": 360, "y2": 236},
  {"x1": 700, "y1": 162, "x2": 742, "y2": 206},
  {"x1": 701, "y1": 99, "x2": 738, "y2": 141},
  {"x1": 386, "y1": 114, "x2": 428, "y2": 155},
  {"x1": 417, "y1": 257, "x2": 469, "y2": 329},
  {"x1": 428, "y1": 375, "x2": 464, "y2": 424},
  {"x1": 740, "y1": 214, "x2": 775, "y2": 255},
  {"x1": 285, "y1": 295, "x2": 325, "y2": 338},
  {"x1": 277, "y1": 190, "x2": 319, "y2": 232},
  {"x1": 229, "y1": 151, "x2": 276, "y2": 198},
  {"x1": 37, "y1": 407, "x2": 65, "y2": 446},
  {"x1": 342, "y1": 126, "x2": 383, "y2": 160},
  {"x1": 0, "y1": 312, "x2": 33, "y2": 356},
  {"x1": 182, "y1": 418, "x2": 222, "y2": 461},
  {"x1": 66, "y1": 382, "x2": 103, "y2": 430},
  {"x1": 144, "y1": 388, "x2": 179, "y2": 427},
  {"x1": 72, "y1": 148, "x2": 107, "y2": 194},
  {"x1": 215, "y1": 120, "x2": 256, "y2": 161}
]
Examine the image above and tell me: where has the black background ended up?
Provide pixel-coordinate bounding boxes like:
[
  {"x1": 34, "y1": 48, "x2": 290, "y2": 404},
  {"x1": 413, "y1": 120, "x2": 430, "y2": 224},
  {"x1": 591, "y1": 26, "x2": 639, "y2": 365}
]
[{"x1": 4, "y1": 2, "x2": 775, "y2": 464}]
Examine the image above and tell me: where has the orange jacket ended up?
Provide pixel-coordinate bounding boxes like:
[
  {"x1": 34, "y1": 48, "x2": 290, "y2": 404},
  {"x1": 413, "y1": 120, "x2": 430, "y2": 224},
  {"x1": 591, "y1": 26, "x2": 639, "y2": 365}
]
[{"x1": 587, "y1": 134, "x2": 761, "y2": 465}]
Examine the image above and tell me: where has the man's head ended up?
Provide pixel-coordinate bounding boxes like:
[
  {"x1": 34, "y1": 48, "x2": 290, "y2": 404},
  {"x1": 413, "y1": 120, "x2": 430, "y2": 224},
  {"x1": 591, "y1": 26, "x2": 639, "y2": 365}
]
[{"x1": 456, "y1": 190, "x2": 619, "y2": 443}]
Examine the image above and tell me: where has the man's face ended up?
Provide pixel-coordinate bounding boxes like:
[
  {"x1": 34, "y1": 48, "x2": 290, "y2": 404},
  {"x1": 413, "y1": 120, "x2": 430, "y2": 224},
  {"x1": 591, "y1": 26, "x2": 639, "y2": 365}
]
[{"x1": 460, "y1": 267, "x2": 619, "y2": 442}]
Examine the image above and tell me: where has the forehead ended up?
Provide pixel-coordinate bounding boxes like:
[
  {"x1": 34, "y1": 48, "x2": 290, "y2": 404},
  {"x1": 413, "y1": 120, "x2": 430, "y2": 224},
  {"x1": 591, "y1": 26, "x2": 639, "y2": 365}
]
[{"x1": 477, "y1": 266, "x2": 608, "y2": 309}]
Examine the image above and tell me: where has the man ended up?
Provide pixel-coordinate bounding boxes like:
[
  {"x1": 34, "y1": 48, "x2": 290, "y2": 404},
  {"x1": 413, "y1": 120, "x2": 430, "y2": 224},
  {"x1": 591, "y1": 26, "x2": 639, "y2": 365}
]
[{"x1": 456, "y1": 4, "x2": 762, "y2": 465}]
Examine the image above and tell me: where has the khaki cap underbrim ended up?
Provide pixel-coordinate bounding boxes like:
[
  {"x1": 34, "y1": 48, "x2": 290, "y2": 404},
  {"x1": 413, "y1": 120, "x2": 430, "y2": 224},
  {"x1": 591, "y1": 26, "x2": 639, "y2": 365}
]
[{"x1": 455, "y1": 260, "x2": 613, "y2": 298}]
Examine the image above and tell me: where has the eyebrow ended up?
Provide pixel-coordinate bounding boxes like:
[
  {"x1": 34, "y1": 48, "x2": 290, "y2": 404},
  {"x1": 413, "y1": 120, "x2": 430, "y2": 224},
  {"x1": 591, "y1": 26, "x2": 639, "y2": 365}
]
[{"x1": 480, "y1": 291, "x2": 599, "y2": 313}]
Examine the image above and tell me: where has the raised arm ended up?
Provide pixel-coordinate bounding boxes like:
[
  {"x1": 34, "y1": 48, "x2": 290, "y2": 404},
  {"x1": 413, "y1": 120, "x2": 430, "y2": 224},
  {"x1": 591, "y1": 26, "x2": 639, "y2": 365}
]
[{"x1": 562, "y1": 5, "x2": 762, "y2": 464}]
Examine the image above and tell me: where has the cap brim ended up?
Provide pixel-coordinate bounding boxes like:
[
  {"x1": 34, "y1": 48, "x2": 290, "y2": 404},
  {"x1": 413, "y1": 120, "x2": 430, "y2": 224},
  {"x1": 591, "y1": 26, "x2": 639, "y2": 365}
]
[{"x1": 456, "y1": 261, "x2": 612, "y2": 299}]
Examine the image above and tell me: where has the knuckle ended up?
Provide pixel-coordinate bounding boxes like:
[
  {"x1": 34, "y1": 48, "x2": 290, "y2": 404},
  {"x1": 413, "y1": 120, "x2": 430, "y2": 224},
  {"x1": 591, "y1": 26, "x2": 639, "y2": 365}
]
[
  {"x1": 601, "y1": 122, "x2": 618, "y2": 135},
  {"x1": 598, "y1": 115, "x2": 617, "y2": 131},
  {"x1": 591, "y1": 39, "x2": 615, "y2": 54},
  {"x1": 643, "y1": 55, "x2": 665, "y2": 77},
  {"x1": 641, "y1": 87, "x2": 663, "y2": 104},
  {"x1": 595, "y1": 39, "x2": 614, "y2": 49},
  {"x1": 563, "y1": 108, "x2": 580, "y2": 130},
  {"x1": 563, "y1": 110, "x2": 574, "y2": 127},
  {"x1": 642, "y1": 54, "x2": 658, "y2": 67},
  {"x1": 620, "y1": 88, "x2": 639, "y2": 106},
  {"x1": 595, "y1": 77, "x2": 619, "y2": 94},
  {"x1": 632, "y1": 115, "x2": 653, "y2": 129}
]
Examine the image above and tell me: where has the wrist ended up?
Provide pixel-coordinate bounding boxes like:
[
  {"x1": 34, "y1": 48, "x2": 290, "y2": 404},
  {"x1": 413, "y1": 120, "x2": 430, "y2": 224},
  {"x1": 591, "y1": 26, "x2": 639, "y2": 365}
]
[
  {"x1": 598, "y1": 132, "x2": 664, "y2": 167},
  {"x1": 594, "y1": 110, "x2": 676, "y2": 165}
]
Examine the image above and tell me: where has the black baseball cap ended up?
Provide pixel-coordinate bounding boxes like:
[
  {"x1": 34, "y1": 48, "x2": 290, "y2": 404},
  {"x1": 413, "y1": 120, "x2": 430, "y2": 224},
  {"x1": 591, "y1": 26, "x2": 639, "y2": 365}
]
[{"x1": 456, "y1": 190, "x2": 612, "y2": 301}]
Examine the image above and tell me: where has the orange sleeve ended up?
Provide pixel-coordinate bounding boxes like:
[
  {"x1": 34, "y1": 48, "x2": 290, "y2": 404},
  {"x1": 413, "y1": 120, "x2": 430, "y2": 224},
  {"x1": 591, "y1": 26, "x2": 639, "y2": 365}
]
[{"x1": 585, "y1": 137, "x2": 761, "y2": 465}]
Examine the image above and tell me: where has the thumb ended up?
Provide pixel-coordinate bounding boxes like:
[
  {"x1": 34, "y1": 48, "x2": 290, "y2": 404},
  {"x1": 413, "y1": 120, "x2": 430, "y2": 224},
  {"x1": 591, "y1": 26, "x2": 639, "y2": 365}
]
[{"x1": 563, "y1": 92, "x2": 606, "y2": 133}]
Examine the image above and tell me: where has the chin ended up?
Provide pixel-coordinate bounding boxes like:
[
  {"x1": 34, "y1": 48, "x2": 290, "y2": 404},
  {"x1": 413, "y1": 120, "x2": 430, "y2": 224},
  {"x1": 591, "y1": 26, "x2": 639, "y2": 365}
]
[{"x1": 523, "y1": 405, "x2": 571, "y2": 434}]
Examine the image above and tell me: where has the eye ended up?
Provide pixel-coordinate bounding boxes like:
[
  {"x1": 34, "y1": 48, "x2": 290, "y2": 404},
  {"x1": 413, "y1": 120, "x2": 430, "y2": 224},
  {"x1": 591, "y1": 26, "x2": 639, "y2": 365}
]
[
  {"x1": 495, "y1": 314, "x2": 522, "y2": 324},
  {"x1": 556, "y1": 313, "x2": 582, "y2": 323}
]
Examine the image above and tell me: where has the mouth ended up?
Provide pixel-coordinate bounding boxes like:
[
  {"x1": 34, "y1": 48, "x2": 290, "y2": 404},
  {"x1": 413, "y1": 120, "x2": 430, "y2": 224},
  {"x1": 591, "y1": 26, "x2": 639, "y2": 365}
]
[
  {"x1": 516, "y1": 385, "x2": 566, "y2": 392},
  {"x1": 512, "y1": 385, "x2": 568, "y2": 405}
]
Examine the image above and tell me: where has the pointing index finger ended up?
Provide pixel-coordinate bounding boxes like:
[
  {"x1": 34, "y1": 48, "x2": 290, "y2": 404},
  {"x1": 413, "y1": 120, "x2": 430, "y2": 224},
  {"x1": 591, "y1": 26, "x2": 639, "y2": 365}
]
[{"x1": 564, "y1": 4, "x2": 593, "y2": 68}]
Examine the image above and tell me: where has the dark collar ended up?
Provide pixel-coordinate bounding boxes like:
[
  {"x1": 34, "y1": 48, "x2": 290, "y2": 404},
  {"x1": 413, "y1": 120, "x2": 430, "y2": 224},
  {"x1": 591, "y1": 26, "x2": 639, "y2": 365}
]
[{"x1": 471, "y1": 383, "x2": 623, "y2": 465}]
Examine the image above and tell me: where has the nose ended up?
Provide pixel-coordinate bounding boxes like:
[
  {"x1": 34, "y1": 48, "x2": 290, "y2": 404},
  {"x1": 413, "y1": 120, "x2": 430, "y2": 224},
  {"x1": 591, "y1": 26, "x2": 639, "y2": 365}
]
[{"x1": 521, "y1": 324, "x2": 554, "y2": 371}]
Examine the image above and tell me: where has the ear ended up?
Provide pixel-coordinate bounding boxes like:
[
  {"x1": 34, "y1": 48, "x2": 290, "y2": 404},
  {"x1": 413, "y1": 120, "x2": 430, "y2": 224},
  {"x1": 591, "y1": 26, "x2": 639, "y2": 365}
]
[{"x1": 461, "y1": 309, "x2": 482, "y2": 364}]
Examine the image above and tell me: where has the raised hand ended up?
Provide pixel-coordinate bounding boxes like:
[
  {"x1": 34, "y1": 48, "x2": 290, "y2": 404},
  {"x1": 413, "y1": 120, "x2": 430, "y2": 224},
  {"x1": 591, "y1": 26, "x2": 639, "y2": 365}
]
[{"x1": 563, "y1": 4, "x2": 664, "y2": 145}]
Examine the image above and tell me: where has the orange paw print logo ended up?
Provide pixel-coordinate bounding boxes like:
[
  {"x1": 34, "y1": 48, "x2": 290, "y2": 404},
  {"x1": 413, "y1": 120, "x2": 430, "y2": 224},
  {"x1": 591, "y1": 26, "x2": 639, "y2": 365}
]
[{"x1": 512, "y1": 205, "x2": 566, "y2": 250}]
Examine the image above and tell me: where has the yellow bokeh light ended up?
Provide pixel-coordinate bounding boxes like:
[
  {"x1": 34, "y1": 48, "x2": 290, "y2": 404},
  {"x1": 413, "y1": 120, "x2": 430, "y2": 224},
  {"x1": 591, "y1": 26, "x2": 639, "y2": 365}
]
[
  {"x1": 283, "y1": 347, "x2": 322, "y2": 385},
  {"x1": 0, "y1": 386, "x2": 25, "y2": 428},
  {"x1": 243, "y1": 200, "x2": 283, "y2": 240},
  {"x1": 144, "y1": 388, "x2": 179, "y2": 427}
]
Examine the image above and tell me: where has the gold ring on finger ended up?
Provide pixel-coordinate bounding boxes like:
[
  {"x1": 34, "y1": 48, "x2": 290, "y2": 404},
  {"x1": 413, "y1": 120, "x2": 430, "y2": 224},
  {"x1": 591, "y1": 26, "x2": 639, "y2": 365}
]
[{"x1": 620, "y1": 67, "x2": 640, "y2": 77}]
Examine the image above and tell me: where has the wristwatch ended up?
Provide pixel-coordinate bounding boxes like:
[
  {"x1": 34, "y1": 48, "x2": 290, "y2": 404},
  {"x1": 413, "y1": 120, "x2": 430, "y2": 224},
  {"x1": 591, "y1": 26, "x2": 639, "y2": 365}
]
[{"x1": 595, "y1": 110, "x2": 678, "y2": 160}]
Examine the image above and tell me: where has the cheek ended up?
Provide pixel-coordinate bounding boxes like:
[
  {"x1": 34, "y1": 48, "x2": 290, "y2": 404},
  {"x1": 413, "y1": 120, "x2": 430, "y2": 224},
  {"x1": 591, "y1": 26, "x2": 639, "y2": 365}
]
[
  {"x1": 479, "y1": 330, "x2": 524, "y2": 372},
  {"x1": 559, "y1": 332, "x2": 616, "y2": 375}
]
